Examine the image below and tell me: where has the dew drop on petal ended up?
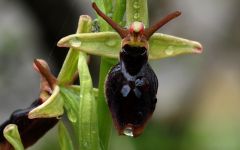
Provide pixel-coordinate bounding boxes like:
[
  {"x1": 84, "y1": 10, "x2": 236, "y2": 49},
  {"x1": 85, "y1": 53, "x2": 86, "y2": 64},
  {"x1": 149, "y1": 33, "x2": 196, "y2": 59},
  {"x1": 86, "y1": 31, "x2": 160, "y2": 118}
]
[
  {"x1": 123, "y1": 127, "x2": 134, "y2": 137},
  {"x1": 165, "y1": 49, "x2": 173, "y2": 55},
  {"x1": 133, "y1": 1, "x2": 140, "y2": 9},
  {"x1": 68, "y1": 110, "x2": 77, "y2": 123},
  {"x1": 83, "y1": 142, "x2": 89, "y2": 148},
  {"x1": 80, "y1": 95, "x2": 83, "y2": 99},
  {"x1": 165, "y1": 46, "x2": 174, "y2": 56},
  {"x1": 105, "y1": 40, "x2": 117, "y2": 47},
  {"x1": 91, "y1": 130, "x2": 97, "y2": 135},
  {"x1": 107, "y1": 13, "x2": 113, "y2": 18},
  {"x1": 70, "y1": 39, "x2": 82, "y2": 47},
  {"x1": 133, "y1": 13, "x2": 140, "y2": 20},
  {"x1": 56, "y1": 116, "x2": 62, "y2": 120}
]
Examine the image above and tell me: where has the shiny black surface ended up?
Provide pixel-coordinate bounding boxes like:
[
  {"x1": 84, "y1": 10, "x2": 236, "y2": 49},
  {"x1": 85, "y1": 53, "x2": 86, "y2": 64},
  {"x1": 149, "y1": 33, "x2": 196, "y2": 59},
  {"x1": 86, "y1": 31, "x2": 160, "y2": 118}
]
[
  {"x1": 0, "y1": 99, "x2": 58, "y2": 148},
  {"x1": 105, "y1": 45, "x2": 158, "y2": 134}
]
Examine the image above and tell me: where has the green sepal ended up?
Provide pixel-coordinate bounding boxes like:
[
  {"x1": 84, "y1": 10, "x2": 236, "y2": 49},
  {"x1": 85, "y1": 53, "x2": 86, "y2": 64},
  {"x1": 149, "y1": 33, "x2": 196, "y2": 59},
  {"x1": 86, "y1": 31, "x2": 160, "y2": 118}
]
[
  {"x1": 58, "y1": 121, "x2": 74, "y2": 150},
  {"x1": 28, "y1": 86, "x2": 64, "y2": 119},
  {"x1": 3, "y1": 124, "x2": 24, "y2": 150},
  {"x1": 149, "y1": 33, "x2": 202, "y2": 59},
  {"x1": 58, "y1": 32, "x2": 121, "y2": 59},
  {"x1": 57, "y1": 32, "x2": 202, "y2": 60}
]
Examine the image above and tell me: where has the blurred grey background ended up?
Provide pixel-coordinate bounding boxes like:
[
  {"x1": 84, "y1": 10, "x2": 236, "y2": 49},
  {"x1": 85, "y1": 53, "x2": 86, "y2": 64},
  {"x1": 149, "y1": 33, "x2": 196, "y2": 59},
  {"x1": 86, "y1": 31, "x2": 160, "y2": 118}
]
[{"x1": 0, "y1": 0, "x2": 240, "y2": 150}]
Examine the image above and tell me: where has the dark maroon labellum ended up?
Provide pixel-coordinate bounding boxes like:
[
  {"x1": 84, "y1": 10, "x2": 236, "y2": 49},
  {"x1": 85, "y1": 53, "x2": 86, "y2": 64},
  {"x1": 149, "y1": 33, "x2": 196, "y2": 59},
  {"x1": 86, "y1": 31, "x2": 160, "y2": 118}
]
[
  {"x1": 0, "y1": 98, "x2": 58, "y2": 149},
  {"x1": 105, "y1": 45, "x2": 158, "y2": 137},
  {"x1": 92, "y1": 2, "x2": 181, "y2": 137}
]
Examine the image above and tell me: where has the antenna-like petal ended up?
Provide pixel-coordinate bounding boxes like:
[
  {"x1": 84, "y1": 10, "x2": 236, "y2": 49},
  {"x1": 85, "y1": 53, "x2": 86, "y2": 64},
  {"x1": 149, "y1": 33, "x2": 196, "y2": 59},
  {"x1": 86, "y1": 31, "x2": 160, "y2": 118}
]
[{"x1": 144, "y1": 11, "x2": 181, "y2": 40}]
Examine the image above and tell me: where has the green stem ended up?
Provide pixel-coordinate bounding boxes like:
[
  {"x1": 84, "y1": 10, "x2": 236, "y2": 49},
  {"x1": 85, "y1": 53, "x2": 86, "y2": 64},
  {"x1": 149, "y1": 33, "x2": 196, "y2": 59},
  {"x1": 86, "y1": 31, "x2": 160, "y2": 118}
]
[{"x1": 126, "y1": 0, "x2": 149, "y2": 27}]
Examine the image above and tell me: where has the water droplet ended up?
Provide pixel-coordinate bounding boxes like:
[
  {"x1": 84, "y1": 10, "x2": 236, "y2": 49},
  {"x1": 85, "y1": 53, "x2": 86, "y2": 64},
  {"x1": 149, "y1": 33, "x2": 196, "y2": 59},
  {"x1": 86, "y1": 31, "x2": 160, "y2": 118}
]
[
  {"x1": 71, "y1": 39, "x2": 81, "y2": 47},
  {"x1": 56, "y1": 116, "x2": 62, "y2": 120},
  {"x1": 91, "y1": 131, "x2": 97, "y2": 134},
  {"x1": 123, "y1": 127, "x2": 134, "y2": 137},
  {"x1": 80, "y1": 95, "x2": 83, "y2": 99},
  {"x1": 165, "y1": 49, "x2": 173, "y2": 55},
  {"x1": 105, "y1": 40, "x2": 117, "y2": 47},
  {"x1": 83, "y1": 142, "x2": 89, "y2": 148},
  {"x1": 68, "y1": 110, "x2": 77, "y2": 123},
  {"x1": 133, "y1": 13, "x2": 140, "y2": 20},
  {"x1": 165, "y1": 46, "x2": 174, "y2": 55},
  {"x1": 107, "y1": 13, "x2": 113, "y2": 18},
  {"x1": 133, "y1": 2, "x2": 140, "y2": 9},
  {"x1": 180, "y1": 42, "x2": 187, "y2": 46}
]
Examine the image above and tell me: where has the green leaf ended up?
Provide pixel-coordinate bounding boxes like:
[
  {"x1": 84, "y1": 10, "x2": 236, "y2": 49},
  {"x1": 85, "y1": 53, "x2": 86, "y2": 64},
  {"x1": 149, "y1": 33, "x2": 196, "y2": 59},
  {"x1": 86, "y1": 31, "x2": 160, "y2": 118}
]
[
  {"x1": 3, "y1": 124, "x2": 24, "y2": 150},
  {"x1": 78, "y1": 52, "x2": 100, "y2": 150},
  {"x1": 60, "y1": 86, "x2": 79, "y2": 124},
  {"x1": 149, "y1": 33, "x2": 202, "y2": 59},
  {"x1": 60, "y1": 85, "x2": 99, "y2": 140},
  {"x1": 58, "y1": 121, "x2": 74, "y2": 150},
  {"x1": 28, "y1": 86, "x2": 64, "y2": 119}
]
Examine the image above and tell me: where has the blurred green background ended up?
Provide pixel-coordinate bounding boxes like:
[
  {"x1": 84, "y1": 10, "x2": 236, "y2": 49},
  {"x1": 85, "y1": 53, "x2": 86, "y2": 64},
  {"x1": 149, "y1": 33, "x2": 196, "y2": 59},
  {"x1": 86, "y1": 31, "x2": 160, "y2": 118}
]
[{"x1": 0, "y1": 0, "x2": 240, "y2": 150}]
